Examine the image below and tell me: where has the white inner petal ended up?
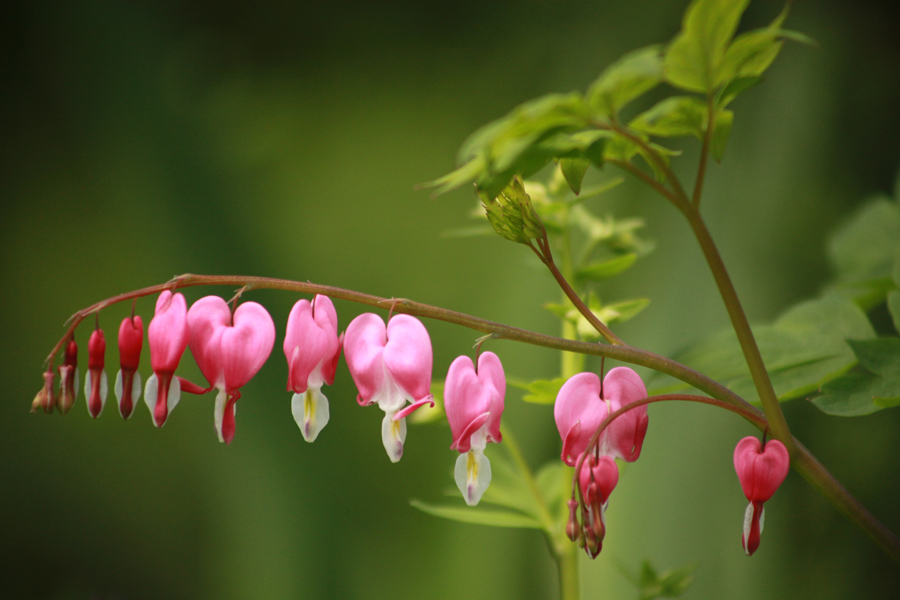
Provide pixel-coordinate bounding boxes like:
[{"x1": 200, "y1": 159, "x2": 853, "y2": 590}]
[
  {"x1": 291, "y1": 387, "x2": 330, "y2": 443},
  {"x1": 381, "y1": 412, "x2": 407, "y2": 463},
  {"x1": 454, "y1": 448, "x2": 492, "y2": 507},
  {"x1": 214, "y1": 389, "x2": 228, "y2": 443}
]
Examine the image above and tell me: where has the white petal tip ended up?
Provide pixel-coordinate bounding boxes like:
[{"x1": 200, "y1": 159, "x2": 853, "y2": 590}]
[{"x1": 292, "y1": 389, "x2": 330, "y2": 443}]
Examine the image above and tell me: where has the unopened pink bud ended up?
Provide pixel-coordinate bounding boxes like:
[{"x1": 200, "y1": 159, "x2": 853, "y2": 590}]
[
  {"x1": 115, "y1": 316, "x2": 144, "y2": 419},
  {"x1": 31, "y1": 370, "x2": 56, "y2": 414},
  {"x1": 57, "y1": 339, "x2": 79, "y2": 414},
  {"x1": 85, "y1": 329, "x2": 108, "y2": 418}
]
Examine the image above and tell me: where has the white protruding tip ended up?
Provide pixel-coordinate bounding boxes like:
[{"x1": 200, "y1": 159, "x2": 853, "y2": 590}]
[
  {"x1": 381, "y1": 412, "x2": 407, "y2": 463},
  {"x1": 454, "y1": 448, "x2": 492, "y2": 506},
  {"x1": 292, "y1": 388, "x2": 330, "y2": 443}
]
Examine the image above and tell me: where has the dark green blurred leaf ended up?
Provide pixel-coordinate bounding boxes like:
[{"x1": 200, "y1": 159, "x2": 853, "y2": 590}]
[
  {"x1": 576, "y1": 253, "x2": 638, "y2": 282},
  {"x1": 889, "y1": 291, "x2": 900, "y2": 334},
  {"x1": 630, "y1": 96, "x2": 707, "y2": 139},
  {"x1": 664, "y1": 0, "x2": 750, "y2": 93},
  {"x1": 710, "y1": 108, "x2": 733, "y2": 161},
  {"x1": 717, "y1": 75, "x2": 762, "y2": 108},
  {"x1": 813, "y1": 338, "x2": 900, "y2": 416},
  {"x1": 827, "y1": 195, "x2": 900, "y2": 308},
  {"x1": 588, "y1": 45, "x2": 664, "y2": 118},
  {"x1": 410, "y1": 499, "x2": 542, "y2": 529},
  {"x1": 520, "y1": 378, "x2": 567, "y2": 404},
  {"x1": 625, "y1": 560, "x2": 697, "y2": 600},
  {"x1": 560, "y1": 157, "x2": 591, "y2": 195},
  {"x1": 660, "y1": 294, "x2": 875, "y2": 403},
  {"x1": 717, "y1": 4, "x2": 788, "y2": 86}
]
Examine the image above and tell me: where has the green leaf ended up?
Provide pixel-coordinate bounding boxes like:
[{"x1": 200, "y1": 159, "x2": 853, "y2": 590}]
[
  {"x1": 588, "y1": 45, "x2": 664, "y2": 118},
  {"x1": 624, "y1": 560, "x2": 697, "y2": 600},
  {"x1": 420, "y1": 155, "x2": 485, "y2": 197},
  {"x1": 813, "y1": 338, "x2": 900, "y2": 416},
  {"x1": 888, "y1": 291, "x2": 900, "y2": 334},
  {"x1": 710, "y1": 108, "x2": 733, "y2": 161},
  {"x1": 595, "y1": 298, "x2": 651, "y2": 326},
  {"x1": 660, "y1": 294, "x2": 876, "y2": 403},
  {"x1": 576, "y1": 253, "x2": 638, "y2": 282},
  {"x1": 717, "y1": 75, "x2": 762, "y2": 108},
  {"x1": 827, "y1": 195, "x2": 900, "y2": 308},
  {"x1": 520, "y1": 377, "x2": 567, "y2": 404},
  {"x1": 535, "y1": 461, "x2": 569, "y2": 517},
  {"x1": 664, "y1": 0, "x2": 751, "y2": 93},
  {"x1": 630, "y1": 96, "x2": 707, "y2": 139},
  {"x1": 410, "y1": 499, "x2": 542, "y2": 529},
  {"x1": 479, "y1": 450, "x2": 543, "y2": 517},
  {"x1": 559, "y1": 157, "x2": 591, "y2": 195}
]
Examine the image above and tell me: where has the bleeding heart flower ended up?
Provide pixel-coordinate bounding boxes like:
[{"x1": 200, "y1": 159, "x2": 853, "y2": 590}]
[
  {"x1": 344, "y1": 313, "x2": 433, "y2": 463},
  {"x1": 284, "y1": 295, "x2": 342, "y2": 442},
  {"x1": 84, "y1": 328, "x2": 108, "y2": 418},
  {"x1": 144, "y1": 291, "x2": 190, "y2": 428},
  {"x1": 733, "y1": 436, "x2": 790, "y2": 556},
  {"x1": 187, "y1": 296, "x2": 276, "y2": 445},
  {"x1": 444, "y1": 351, "x2": 505, "y2": 506},
  {"x1": 554, "y1": 367, "x2": 648, "y2": 466},
  {"x1": 56, "y1": 339, "x2": 79, "y2": 415},
  {"x1": 114, "y1": 316, "x2": 143, "y2": 419}
]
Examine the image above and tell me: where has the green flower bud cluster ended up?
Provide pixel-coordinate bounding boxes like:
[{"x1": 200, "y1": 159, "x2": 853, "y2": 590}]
[{"x1": 480, "y1": 176, "x2": 545, "y2": 245}]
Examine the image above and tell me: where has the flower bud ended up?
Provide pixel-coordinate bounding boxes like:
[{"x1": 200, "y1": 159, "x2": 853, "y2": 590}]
[
  {"x1": 114, "y1": 316, "x2": 143, "y2": 419},
  {"x1": 480, "y1": 176, "x2": 544, "y2": 244},
  {"x1": 565, "y1": 498, "x2": 580, "y2": 542},
  {"x1": 31, "y1": 370, "x2": 56, "y2": 414},
  {"x1": 56, "y1": 339, "x2": 79, "y2": 414},
  {"x1": 84, "y1": 329, "x2": 108, "y2": 418}
]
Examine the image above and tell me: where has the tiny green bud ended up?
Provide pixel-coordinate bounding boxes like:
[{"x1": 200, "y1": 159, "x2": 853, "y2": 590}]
[{"x1": 479, "y1": 176, "x2": 545, "y2": 245}]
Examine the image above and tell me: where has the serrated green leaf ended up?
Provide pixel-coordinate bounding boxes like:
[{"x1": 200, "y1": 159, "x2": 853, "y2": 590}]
[
  {"x1": 630, "y1": 96, "x2": 707, "y2": 139},
  {"x1": 575, "y1": 253, "x2": 638, "y2": 282},
  {"x1": 659, "y1": 294, "x2": 876, "y2": 403},
  {"x1": 420, "y1": 155, "x2": 485, "y2": 197},
  {"x1": 588, "y1": 45, "x2": 664, "y2": 118},
  {"x1": 410, "y1": 499, "x2": 542, "y2": 529},
  {"x1": 716, "y1": 3, "x2": 788, "y2": 87},
  {"x1": 710, "y1": 108, "x2": 733, "y2": 161},
  {"x1": 664, "y1": 0, "x2": 751, "y2": 93},
  {"x1": 813, "y1": 338, "x2": 900, "y2": 416},
  {"x1": 560, "y1": 157, "x2": 591, "y2": 195},
  {"x1": 521, "y1": 377, "x2": 567, "y2": 404}
]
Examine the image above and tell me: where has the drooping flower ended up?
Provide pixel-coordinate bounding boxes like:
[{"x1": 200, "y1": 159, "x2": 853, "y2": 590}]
[
  {"x1": 577, "y1": 453, "x2": 619, "y2": 558},
  {"x1": 57, "y1": 339, "x2": 79, "y2": 414},
  {"x1": 114, "y1": 316, "x2": 143, "y2": 419},
  {"x1": 187, "y1": 296, "x2": 275, "y2": 444},
  {"x1": 733, "y1": 436, "x2": 790, "y2": 556},
  {"x1": 554, "y1": 367, "x2": 649, "y2": 466},
  {"x1": 444, "y1": 351, "x2": 505, "y2": 506},
  {"x1": 144, "y1": 291, "x2": 190, "y2": 428},
  {"x1": 343, "y1": 313, "x2": 434, "y2": 463},
  {"x1": 84, "y1": 328, "x2": 108, "y2": 418},
  {"x1": 283, "y1": 295, "x2": 342, "y2": 442}
]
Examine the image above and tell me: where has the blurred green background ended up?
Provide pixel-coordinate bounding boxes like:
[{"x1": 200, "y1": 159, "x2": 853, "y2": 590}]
[{"x1": 3, "y1": 0, "x2": 900, "y2": 598}]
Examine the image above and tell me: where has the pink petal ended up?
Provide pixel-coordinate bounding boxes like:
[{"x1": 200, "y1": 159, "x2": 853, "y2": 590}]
[
  {"x1": 283, "y1": 296, "x2": 340, "y2": 393},
  {"x1": 220, "y1": 301, "x2": 275, "y2": 391},
  {"x1": 187, "y1": 296, "x2": 231, "y2": 389},
  {"x1": 149, "y1": 291, "x2": 189, "y2": 373},
  {"x1": 383, "y1": 314, "x2": 432, "y2": 403},
  {"x1": 554, "y1": 373, "x2": 607, "y2": 463},
  {"x1": 578, "y1": 454, "x2": 619, "y2": 504},
  {"x1": 602, "y1": 367, "x2": 649, "y2": 462},
  {"x1": 444, "y1": 353, "x2": 505, "y2": 452},
  {"x1": 734, "y1": 437, "x2": 790, "y2": 503},
  {"x1": 477, "y1": 352, "x2": 506, "y2": 444},
  {"x1": 344, "y1": 313, "x2": 387, "y2": 405}
]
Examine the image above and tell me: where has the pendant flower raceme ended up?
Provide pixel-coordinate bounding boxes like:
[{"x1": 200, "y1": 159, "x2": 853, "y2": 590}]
[
  {"x1": 114, "y1": 315, "x2": 143, "y2": 419},
  {"x1": 144, "y1": 291, "x2": 190, "y2": 428},
  {"x1": 187, "y1": 296, "x2": 276, "y2": 445},
  {"x1": 344, "y1": 313, "x2": 434, "y2": 463},
  {"x1": 733, "y1": 436, "x2": 790, "y2": 556},
  {"x1": 444, "y1": 351, "x2": 505, "y2": 506},
  {"x1": 284, "y1": 295, "x2": 342, "y2": 442}
]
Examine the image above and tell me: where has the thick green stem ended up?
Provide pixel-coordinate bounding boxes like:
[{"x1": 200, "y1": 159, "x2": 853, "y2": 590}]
[
  {"x1": 684, "y1": 209, "x2": 794, "y2": 451},
  {"x1": 557, "y1": 544, "x2": 580, "y2": 600}
]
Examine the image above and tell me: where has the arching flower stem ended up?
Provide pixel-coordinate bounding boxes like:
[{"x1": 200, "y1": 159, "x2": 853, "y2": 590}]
[{"x1": 39, "y1": 273, "x2": 900, "y2": 563}]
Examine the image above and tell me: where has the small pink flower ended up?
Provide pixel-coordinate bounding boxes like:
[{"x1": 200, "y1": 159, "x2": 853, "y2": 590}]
[
  {"x1": 554, "y1": 367, "x2": 648, "y2": 466},
  {"x1": 144, "y1": 291, "x2": 190, "y2": 428},
  {"x1": 734, "y1": 436, "x2": 790, "y2": 556},
  {"x1": 114, "y1": 316, "x2": 143, "y2": 420},
  {"x1": 283, "y1": 295, "x2": 342, "y2": 442},
  {"x1": 444, "y1": 351, "x2": 506, "y2": 505},
  {"x1": 84, "y1": 328, "x2": 108, "y2": 419},
  {"x1": 187, "y1": 296, "x2": 276, "y2": 445},
  {"x1": 57, "y1": 339, "x2": 79, "y2": 415},
  {"x1": 344, "y1": 313, "x2": 433, "y2": 463}
]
